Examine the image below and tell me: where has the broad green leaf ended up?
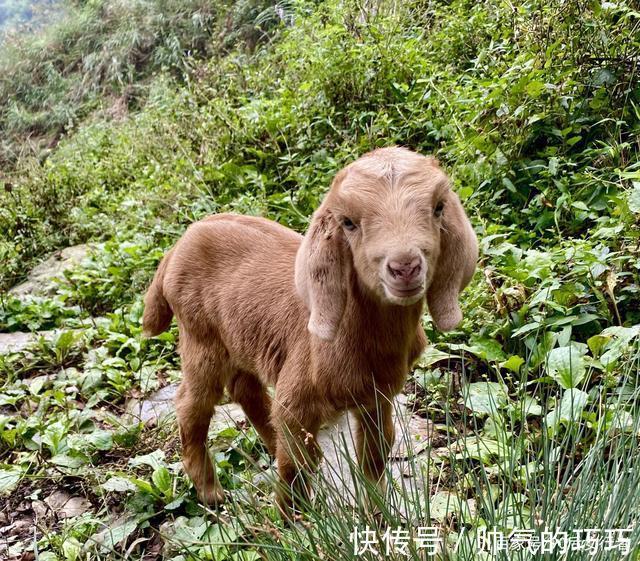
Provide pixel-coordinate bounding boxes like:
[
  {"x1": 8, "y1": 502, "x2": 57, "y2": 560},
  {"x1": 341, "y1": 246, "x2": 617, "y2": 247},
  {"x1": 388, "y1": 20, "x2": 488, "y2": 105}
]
[
  {"x1": 608, "y1": 409, "x2": 634, "y2": 432},
  {"x1": 413, "y1": 367, "x2": 442, "y2": 391},
  {"x1": 428, "y1": 491, "x2": 475, "y2": 523},
  {"x1": 129, "y1": 477, "x2": 156, "y2": 495},
  {"x1": 55, "y1": 330, "x2": 76, "y2": 351},
  {"x1": 42, "y1": 420, "x2": 69, "y2": 455},
  {"x1": 599, "y1": 326, "x2": 640, "y2": 368},
  {"x1": 92, "y1": 516, "x2": 140, "y2": 552},
  {"x1": 418, "y1": 347, "x2": 460, "y2": 367},
  {"x1": 456, "y1": 436, "x2": 506, "y2": 463},
  {"x1": 525, "y1": 80, "x2": 545, "y2": 98},
  {"x1": 35, "y1": 553, "x2": 57, "y2": 561},
  {"x1": 169, "y1": 515, "x2": 209, "y2": 543},
  {"x1": 137, "y1": 365, "x2": 160, "y2": 391},
  {"x1": 601, "y1": 325, "x2": 640, "y2": 341},
  {"x1": 463, "y1": 382, "x2": 508, "y2": 416},
  {"x1": 0, "y1": 466, "x2": 23, "y2": 494},
  {"x1": 496, "y1": 493, "x2": 532, "y2": 529},
  {"x1": 523, "y1": 250, "x2": 555, "y2": 279},
  {"x1": 545, "y1": 389, "x2": 589, "y2": 429},
  {"x1": 458, "y1": 186, "x2": 474, "y2": 200},
  {"x1": 152, "y1": 466, "x2": 172, "y2": 494},
  {"x1": 203, "y1": 522, "x2": 240, "y2": 547},
  {"x1": 482, "y1": 415, "x2": 507, "y2": 439},
  {"x1": 587, "y1": 334, "x2": 609, "y2": 357},
  {"x1": 448, "y1": 338, "x2": 506, "y2": 362},
  {"x1": 29, "y1": 376, "x2": 49, "y2": 396},
  {"x1": 164, "y1": 496, "x2": 185, "y2": 510},
  {"x1": 529, "y1": 280, "x2": 561, "y2": 306},
  {"x1": 87, "y1": 430, "x2": 113, "y2": 451},
  {"x1": 129, "y1": 449, "x2": 165, "y2": 469},
  {"x1": 217, "y1": 427, "x2": 240, "y2": 439},
  {"x1": 501, "y1": 355, "x2": 524, "y2": 373},
  {"x1": 629, "y1": 182, "x2": 640, "y2": 213},
  {"x1": 546, "y1": 345, "x2": 586, "y2": 388},
  {"x1": 50, "y1": 454, "x2": 86, "y2": 469},
  {"x1": 101, "y1": 476, "x2": 137, "y2": 493},
  {"x1": 528, "y1": 331, "x2": 557, "y2": 369},
  {"x1": 512, "y1": 322, "x2": 543, "y2": 337},
  {"x1": 519, "y1": 395, "x2": 543, "y2": 417},
  {"x1": 62, "y1": 537, "x2": 82, "y2": 561}
]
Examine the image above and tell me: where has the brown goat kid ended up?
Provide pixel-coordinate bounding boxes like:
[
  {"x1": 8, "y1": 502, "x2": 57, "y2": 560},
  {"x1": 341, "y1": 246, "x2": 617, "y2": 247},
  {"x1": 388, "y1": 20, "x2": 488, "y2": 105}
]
[{"x1": 142, "y1": 147, "x2": 478, "y2": 514}]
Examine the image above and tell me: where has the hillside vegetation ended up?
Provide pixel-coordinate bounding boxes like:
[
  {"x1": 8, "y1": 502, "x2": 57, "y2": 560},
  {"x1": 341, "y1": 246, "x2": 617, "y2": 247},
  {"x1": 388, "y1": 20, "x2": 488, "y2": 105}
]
[
  {"x1": 0, "y1": 0, "x2": 60, "y2": 34},
  {"x1": 0, "y1": 0, "x2": 639, "y2": 560}
]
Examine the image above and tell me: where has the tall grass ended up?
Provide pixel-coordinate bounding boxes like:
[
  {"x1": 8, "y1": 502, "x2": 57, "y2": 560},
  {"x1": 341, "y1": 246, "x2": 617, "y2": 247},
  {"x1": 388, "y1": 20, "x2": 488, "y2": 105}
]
[
  {"x1": 1, "y1": 1, "x2": 638, "y2": 557},
  {"x1": 154, "y1": 342, "x2": 640, "y2": 561}
]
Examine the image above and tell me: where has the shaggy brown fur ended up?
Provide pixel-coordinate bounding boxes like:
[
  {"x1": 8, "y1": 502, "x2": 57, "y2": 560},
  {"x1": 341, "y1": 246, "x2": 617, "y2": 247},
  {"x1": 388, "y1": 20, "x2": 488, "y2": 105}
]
[{"x1": 142, "y1": 147, "x2": 478, "y2": 514}]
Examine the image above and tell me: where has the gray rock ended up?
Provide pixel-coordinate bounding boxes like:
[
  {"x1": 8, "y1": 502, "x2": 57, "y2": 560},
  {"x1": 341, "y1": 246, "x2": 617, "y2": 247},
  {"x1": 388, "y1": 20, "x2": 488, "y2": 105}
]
[
  {"x1": 318, "y1": 398, "x2": 434, "y2": 477},
  {"x1": 124, "y1": 384, "x2": 178, "y2": 426},
  {"x1": 43, "y1": 491, "x2": 92, "y2": 518},
  {"x1": 211, "y1": 402, "x2": 246, "y2": 432},
  {"x1": 126, "y1": 383, "x2": 434, "y2": 516},
  {"x1": 314, "y1": 399, "x2": 434, "y2": 517},
  {"x1": 0, "y1": 332, "x2": 39, "y2": 354},
  {"x1": 391, "y1": 414, "x2": 434, "y2": 459},
  {"x1": 9, "y1": 244, "x2": 93, "y2": 298},
  {"x1": 247, "y1": 398, "x2": 435, "y2": 519},
  {"x1": 124, "y1": 383, "x2": 246, "y2": 429},
  {"x1": 0, "y1": 330, "x2": 57, "y2": 355}
]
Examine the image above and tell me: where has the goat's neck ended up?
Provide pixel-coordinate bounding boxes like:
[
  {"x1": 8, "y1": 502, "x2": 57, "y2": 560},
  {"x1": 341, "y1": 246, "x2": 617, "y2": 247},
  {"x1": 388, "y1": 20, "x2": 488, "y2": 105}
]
[{"x1": 346, "y1": 272, "x2": 424, "y2": 348}]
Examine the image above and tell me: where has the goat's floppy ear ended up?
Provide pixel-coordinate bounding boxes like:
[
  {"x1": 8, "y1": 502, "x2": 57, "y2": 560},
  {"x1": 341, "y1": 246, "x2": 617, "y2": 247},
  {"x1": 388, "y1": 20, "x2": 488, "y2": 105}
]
[
  {"x1": 427, "y1": 189, "x2": 478, "y2": 331},
  {"x1": 295, "y1": 206, "x2": 350, "y2": 341}
]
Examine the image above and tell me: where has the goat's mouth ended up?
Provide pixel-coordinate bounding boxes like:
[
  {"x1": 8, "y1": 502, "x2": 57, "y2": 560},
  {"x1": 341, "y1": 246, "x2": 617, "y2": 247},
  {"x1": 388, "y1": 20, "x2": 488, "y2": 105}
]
[{"x1": 382, "y1": 282, "x2": 425, "y2": 302}]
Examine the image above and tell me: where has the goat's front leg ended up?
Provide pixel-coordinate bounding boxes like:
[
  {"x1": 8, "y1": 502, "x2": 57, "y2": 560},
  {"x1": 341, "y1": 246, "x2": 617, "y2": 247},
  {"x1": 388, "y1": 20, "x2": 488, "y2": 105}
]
[
  {"x1": 354, "y1": 399, "x2": 395, "y2": 494},
  {"x1": 272, "y1": 401, "x2": 321, "y2": 519}
]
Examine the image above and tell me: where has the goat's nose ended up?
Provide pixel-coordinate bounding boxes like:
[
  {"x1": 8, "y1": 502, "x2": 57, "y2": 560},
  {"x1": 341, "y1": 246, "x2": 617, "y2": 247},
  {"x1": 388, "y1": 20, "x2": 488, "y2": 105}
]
[{"x1": 387, "y1": 256, "x2": 422, "y2": 282}]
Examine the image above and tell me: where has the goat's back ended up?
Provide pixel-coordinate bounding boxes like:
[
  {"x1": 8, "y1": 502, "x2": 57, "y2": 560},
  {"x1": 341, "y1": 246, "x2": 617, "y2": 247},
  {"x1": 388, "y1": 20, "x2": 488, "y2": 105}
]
[{"x1": 161, "y1": 214, "x2": 308, "y2": 381}]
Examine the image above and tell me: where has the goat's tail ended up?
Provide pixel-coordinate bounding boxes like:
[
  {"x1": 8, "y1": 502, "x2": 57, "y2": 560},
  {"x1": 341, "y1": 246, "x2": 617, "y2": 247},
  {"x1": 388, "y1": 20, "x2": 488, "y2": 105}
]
[{"x1": 142, "y1": 249, "x2": 174, "y2": 336}]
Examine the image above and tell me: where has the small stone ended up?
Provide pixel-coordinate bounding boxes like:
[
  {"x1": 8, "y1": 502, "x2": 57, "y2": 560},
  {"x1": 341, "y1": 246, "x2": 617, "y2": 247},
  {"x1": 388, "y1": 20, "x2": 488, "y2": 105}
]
[
  {"x1": 210, "y1": 403, "x2": 246, "y2": 432},
  {"x1": 124, "y1": 384, "x2": 178, "y2": 426},
  {"x1": 391, "y1": 415, "x2": 434, "y2": 459},
  {"x1": 124, "y1": 385, "x2": 250, "y2": 432},
  {"x1": 9, "y1": 244, "x2": 93, "y2": 298},
  {"x1": 44, "y1": 490, "x2": 69, "y2": 510},
  {"x1": 0, "y1": 332, "x2": 40, "y2": 354},
  {"x1": 31, "y1": 501, "x2": 47, "y2": 519},
  {"x1": 44, "y1": 491, "x2": 91, "y2": 518}
]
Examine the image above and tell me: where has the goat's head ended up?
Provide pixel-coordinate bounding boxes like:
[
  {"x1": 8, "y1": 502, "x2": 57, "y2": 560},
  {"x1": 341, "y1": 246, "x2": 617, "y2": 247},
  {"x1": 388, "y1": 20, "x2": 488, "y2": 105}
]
[{"x1": 295, "y1": 147, "x2": 478, "y2": 340}]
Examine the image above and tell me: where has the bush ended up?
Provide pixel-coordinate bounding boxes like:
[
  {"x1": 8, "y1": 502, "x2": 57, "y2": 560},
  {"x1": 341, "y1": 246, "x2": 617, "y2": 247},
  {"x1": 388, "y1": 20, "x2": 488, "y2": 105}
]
[{"x1": 1, "y1": 1, "x2": 639, "y2": 558}]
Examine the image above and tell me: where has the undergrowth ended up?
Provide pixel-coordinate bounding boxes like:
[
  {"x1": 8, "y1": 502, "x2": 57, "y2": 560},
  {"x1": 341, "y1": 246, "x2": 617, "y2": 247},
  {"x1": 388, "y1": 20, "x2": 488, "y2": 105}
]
[{"x1": 0, "y1": 0, "x2": 639, "y2": 559}]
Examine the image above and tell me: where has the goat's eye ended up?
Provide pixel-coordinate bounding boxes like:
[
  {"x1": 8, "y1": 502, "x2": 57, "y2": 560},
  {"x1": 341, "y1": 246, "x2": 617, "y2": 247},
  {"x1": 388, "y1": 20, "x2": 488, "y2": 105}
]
[
  {"x1": 434, "y1": 201, "x2": 445, "y2": 217},
  {"x1": 342, "y1": 217, "x2": 357, "y2": 231}
]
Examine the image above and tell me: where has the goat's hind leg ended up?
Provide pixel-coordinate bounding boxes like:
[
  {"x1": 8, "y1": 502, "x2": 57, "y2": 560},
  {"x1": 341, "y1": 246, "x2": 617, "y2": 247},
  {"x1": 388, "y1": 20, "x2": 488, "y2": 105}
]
[
  {"x1": 176, "y1": 342, "x2": 228, "y2": 505},
  {"x1": 227, "y1": 371, "x2": 277, "y2": 455}
]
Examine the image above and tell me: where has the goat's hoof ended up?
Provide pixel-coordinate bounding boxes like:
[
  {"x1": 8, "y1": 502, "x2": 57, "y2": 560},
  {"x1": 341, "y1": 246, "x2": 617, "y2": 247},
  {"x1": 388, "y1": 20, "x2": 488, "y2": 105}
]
[{"x1": 197, "y1": 484, "x2": 226, "y2": 507}]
